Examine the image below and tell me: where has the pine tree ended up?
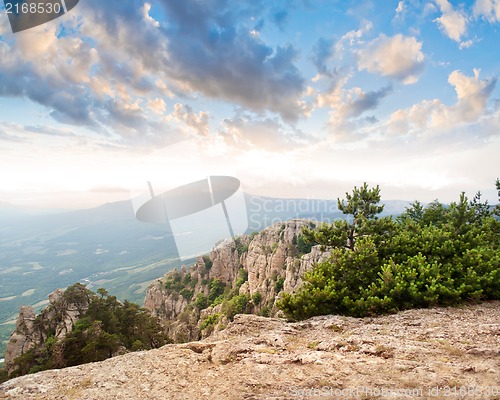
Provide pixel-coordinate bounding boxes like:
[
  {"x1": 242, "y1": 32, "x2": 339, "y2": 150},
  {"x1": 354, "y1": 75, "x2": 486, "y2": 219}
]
[{"x1": 303, "y1": 182, "x2": 385, "y2": 250}]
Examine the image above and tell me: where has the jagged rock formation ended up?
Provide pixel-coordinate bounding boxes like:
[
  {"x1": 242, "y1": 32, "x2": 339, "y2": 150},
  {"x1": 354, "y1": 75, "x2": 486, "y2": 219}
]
[
  {"x1": 3, "y1": 307, "x2": 36, "y2": 375},
  {"x1": 1, "y1": 302, "x2": 499, "y2": 400},
  {"x1": 2, "y1": 284, "x2": 170, "y2": 382},
  {"x1": 144, "y1": 220, "x2": 329, "y2": 342},
  {"x1": 4, "y1": 285, "x2": 91, "y2": 376}
]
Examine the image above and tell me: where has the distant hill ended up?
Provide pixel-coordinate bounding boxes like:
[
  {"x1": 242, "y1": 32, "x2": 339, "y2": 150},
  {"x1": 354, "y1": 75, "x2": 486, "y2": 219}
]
[
  {"x1": 244, "y1": 194, "x2": 412, "y2": 230},
  {"x1": 0, "y1": 201, "x2": 23, "y2": 217},
  {"x1": 0, "y1": 202, "x2": 70, "y2": 219}
]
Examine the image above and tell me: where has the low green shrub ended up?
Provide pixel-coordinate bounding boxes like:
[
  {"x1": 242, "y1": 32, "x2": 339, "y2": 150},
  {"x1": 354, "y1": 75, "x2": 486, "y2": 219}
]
[{"x1": 278, "y1": 184, "x2": 500, "y2": 320}]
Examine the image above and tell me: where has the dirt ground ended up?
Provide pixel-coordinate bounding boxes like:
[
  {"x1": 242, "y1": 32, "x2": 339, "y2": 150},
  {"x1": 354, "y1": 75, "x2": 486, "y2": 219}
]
[{"x1": 1, "y1": 301, "x2": 499, "y2": 399}]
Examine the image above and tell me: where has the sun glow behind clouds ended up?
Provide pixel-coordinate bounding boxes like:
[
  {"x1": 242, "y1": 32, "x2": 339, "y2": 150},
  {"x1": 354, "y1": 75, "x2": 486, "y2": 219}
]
[
  {"x1": 1, "y1": 139, "x2": 217, "y2": 208},
  {"x1": 1, "y1": 134, "x2": 498, "y2": 208}
]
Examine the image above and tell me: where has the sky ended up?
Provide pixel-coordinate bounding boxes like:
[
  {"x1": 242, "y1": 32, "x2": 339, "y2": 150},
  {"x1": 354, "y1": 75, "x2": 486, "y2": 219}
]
[{"x1": 0, "y1": 0, "x2": 499, "y2": 209}]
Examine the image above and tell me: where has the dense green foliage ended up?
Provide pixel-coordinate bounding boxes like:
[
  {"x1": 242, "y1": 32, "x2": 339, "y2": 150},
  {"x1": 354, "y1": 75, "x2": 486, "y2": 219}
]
[
  {"x1": 278, "y1": 182, "x2": 500, "y2": 320},
  {"x1": 495, "y1": 178, "x2": 500, "y2": 216},
  {"x1": 296, "y1": 234, "x2": 314, "y2": 255},
  {"x1": 223, "y1": 294, "x2": 250, "y2": 320},
  {"x1": 208, "y1": 278, "x2": 226, "y2": 303},
  {"x1": 6, "y1": 284, "x2": 170, "y2": 380},
  {"x1": 235, "y1": 268, "x2": 249, "y2": 289},
  {"x1": 199, "y1": 313, "x2": 220, "y2": 332}
]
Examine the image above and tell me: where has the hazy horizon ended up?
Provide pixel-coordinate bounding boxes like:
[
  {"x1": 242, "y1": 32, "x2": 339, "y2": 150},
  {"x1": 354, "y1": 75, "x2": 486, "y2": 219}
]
[{"x1": 1, "y1": 189, "x2": 497, "y2": 213}]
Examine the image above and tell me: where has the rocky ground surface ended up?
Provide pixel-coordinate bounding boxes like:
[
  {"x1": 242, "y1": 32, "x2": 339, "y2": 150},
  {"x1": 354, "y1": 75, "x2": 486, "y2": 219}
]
[{"x1": 1, "y1": 302, "x2": 499, "y2": 400}]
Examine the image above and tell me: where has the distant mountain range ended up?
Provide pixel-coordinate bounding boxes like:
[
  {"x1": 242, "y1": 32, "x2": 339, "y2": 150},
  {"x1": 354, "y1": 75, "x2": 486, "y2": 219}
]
[
  {"x1": 0, "y1": 193, "x2": 412, "y2": 357},
  {"x1": 0, "y1": 202, "x2": 69, "y2": 219}
]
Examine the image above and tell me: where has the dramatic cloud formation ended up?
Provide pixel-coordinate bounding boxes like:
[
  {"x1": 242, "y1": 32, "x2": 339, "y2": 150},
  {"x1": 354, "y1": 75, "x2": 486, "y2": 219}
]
[
  {"x1": 0, "y1": 0, "x2": 307, "y2": 143},
  {"x1": 448, "y1": 69, "x2": 496, "y2": 122},
  {"x1": 0, "y1": 1, "x2": 498, "y2": 206},
  {"x1": 158, "y1": 0, "x2": 305, "y2": 121},
  {"x1": 310, "y1": 20, "x2": 372, "y2": 82},
  {"x1": 357, "y1": 34, "x2": 424, "y2": 84},
  {"x1": 0, "y1": 25, "x2": 97, "y2": 126}
]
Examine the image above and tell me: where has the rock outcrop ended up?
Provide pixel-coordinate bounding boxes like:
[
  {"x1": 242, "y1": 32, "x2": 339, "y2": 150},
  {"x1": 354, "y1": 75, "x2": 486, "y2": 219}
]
[
  {"x1": 3, "y1": 307, "x2": 37, "y2": 375},
  {"x1": 3, "y1": 285, "x2": 91, "y2": 375},
  {"x1": 144, "y1": 220, "x2": 329, "y2": 342},
  {"x1": 1, "y1": 301, "x2": 499, "y2": 400}
]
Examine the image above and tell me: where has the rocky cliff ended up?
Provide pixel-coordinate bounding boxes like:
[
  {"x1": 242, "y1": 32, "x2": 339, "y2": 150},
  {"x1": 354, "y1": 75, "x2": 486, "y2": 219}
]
[
  {"x1": 4, "y1": 285, "x2": 91, "y2": 376},
  {"x1": 1, "y1": 301, "x2": 499, "y2": 400},
  {"x1": 143, "y1": 220, "x2": 330, "y2": 342},
  {"x1": 2, "y1": 282, "x2": 170, "y2": 382}
]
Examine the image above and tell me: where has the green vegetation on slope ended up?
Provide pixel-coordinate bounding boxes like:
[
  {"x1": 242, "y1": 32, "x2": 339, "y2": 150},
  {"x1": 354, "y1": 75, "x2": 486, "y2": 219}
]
[
  {"x1": 2, "y1": 284, "x2": 170, "y2": 382},
  {"x1": 177, "y1": 265, "x2": 256, "y2": 335},
  {"x1": 162, "y1": 250, "x2": 277, "y2": 340},
  {"x1": 278, "y1": 181, "x2": 500, "y2": 320}
]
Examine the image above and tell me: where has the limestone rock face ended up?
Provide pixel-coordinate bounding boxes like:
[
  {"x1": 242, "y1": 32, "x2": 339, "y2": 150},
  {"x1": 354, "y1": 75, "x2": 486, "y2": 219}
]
[
  {"x1": 46, "y1": 289, "x2": 88, "y2": 340},
  {"x1": 284, "y1": 244, "x2": 331, "y2": 293},
  {"x1": 144, "y1": 281, "x2": 189, "y2": 321},
  {"x1": 243, "y1": 220, "x2": 329, "y2": 305},
  {"x1": 143, "y1": 220, "x2": 328, "y2": 342},
  {"x1": 209, "y1": 238, "x2": 242, "y2": 283},
  {"x1": 3, "y1": 307, "x2": 38, "y2": 375},
  {"x1": 3, "y1": 286, "x2": 90, "y2": 375}
]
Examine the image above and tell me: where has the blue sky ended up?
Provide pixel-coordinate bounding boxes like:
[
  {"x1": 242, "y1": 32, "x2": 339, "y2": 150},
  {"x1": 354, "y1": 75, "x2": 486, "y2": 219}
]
[{"x1": 0, "y1": 0, "x2": 499, "y2": 208}]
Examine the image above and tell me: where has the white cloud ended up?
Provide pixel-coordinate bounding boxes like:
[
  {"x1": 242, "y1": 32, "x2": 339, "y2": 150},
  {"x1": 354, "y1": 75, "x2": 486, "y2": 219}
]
[
  {"x1": 147, "y1": 98, "x2": 167, "y2": 115},
  {"x1": 448, "y1": 68, "x2": 495, "y2": 122},
  {"x1": 473, "y1": 0, "x2": 500, "y2": 21},
  {"x1": 15, "y1": 25, "x2": 58, "y2": 59},
  {"x1": 169, "y1": 103, "x2": 210, "y2": 137},
  {"x1": 311, "y1": 20, "x2": 372, "y2": 82},
  {"x1": 386, "y1": 109, "x2": 409, "y2": 136},
  {"x1": 434, "y1": 0, "x2": 469, "y2": 43},
  {"x1": 385, "y1": 69, "x2": 496, "y2": 136},
  {"x1": 143, "y1": 3, "x2": 160, "y2": 27},
  {"x1": 219, "y1": 115, "x2": 306, "y2": 152},
  {"x1": 424, "y1": 2, "x2": 438, "y2": 15},
  {"x1": 396, "y1": 1, "x2": 405, "y2": 13},
  {"x1": 313, "y1": 73, "x2": 392, "y2": 141},
  {"x1": 334, "y1": 20, "x2": 373, "y2": 57},
  {"x1": 459, "y1": 39, "x2": 473, "y2": 49},
  {"x1": 318, "y1": 81, "x2": 391, "y2": 128},
  {"x1": 357, "y1": 34, "x2": 424, "y2": 84}
]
